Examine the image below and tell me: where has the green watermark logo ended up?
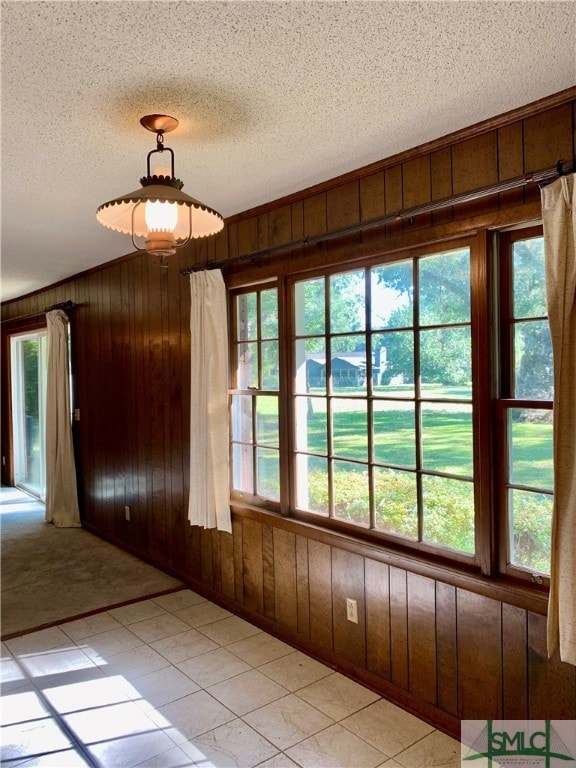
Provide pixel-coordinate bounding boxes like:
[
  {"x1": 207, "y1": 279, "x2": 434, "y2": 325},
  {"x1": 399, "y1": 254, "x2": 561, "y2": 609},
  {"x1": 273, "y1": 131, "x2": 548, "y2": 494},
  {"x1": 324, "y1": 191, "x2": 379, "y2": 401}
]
[{"x1": 462, "y1": 720, "x2": 576, "y2": 767}]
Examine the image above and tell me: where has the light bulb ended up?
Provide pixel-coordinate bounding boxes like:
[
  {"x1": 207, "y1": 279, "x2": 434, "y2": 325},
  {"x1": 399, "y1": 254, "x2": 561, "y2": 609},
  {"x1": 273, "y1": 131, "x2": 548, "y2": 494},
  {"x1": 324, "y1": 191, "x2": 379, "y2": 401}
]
[{"x1": 145, "y1": 200, "x2": 178, "y2": 233}]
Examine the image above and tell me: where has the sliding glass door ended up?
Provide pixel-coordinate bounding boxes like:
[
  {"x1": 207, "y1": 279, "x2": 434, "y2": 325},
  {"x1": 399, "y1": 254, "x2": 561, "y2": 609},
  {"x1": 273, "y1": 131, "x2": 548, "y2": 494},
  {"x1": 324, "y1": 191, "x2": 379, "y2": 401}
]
[{"x1": 10, "y1": 331, "x2": 48, "y2": 499}]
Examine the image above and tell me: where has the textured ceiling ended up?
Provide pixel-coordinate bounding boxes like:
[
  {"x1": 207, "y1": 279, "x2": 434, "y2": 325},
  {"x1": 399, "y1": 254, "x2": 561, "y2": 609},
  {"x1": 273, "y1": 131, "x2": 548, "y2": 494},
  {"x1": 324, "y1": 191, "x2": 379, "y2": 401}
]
[{"x1": 1, "y1": 1, "x2": 575, "y2": 302}]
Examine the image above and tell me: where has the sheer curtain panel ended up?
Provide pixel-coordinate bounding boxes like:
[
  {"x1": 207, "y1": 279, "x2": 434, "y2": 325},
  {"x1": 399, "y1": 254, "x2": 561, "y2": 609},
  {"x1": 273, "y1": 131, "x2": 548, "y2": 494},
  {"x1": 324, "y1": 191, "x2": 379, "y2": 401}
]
[
  {"x1": 45, "y1": 309, "x2": 81, "y2": 528},
  {"x1": 541, "y1": 173, "x2": 576, "y2": 666},
  {"x1": 188, "y1": 270, "x2": 231, "y2": 533}
]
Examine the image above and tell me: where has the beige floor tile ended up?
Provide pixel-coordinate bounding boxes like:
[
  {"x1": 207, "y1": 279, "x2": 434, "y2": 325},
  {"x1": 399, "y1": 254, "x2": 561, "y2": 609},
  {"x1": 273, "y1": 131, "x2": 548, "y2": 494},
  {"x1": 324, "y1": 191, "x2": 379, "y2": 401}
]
[
  {"x1": 151, "y1": 590, "x2": 207, "y2": 612},
  {"x1": 1, "y1": 717, "x2": 72, "y2": 762},
  {"x1": 148, "y1": 689, "x2": 236, "y2": 743},
  {"x1": 59, "y1": 612, "x2": 123, "y2": 641},
  {"x1": 207, "y1": 669, "x2": 290, "y2": 716},
  {"x1": 98, "y1": 643, "x2": 170, "y2": 681},
  {"x1": 180, "y1": 717, "x2": 278, "y2": 767},
  {"x1": 174, "y1": 601, "x2": 232, "y2": 628},
  {"x1": 341, "y1": 698, "x2": 434, "y2": 756},
  {"x1": 128, "y1": 614, "x2": 192, "y2": 644},
  {"x1": 286, "y1": 723, "x2": 387, "y2": 768},
  {"x1": 129, "y1": 665, "x2": 200, "y2": 711},
  {"x1": 77, "y1": 626, "x2": 143, "y2": 663},
  {"x1": 1, "y1": 685, "x2": 50, "y2": 725},
  {"x1": 87, "y1": 728, "x2": 175, "y2": 768},
  {"x1": 42, "y1": 673, "x2": 135, "y2": 714},
  {"x1": 258, "y1": 650, "x2": 332, "y2": 691},
  {"x1": 5, "y1": 627, "x2": 74, "y2": 655},
  {"x1": 227, "y1": 632, "x2": 293, "y2": 666},
  {"x1": 108, "y1": 599, "x2": 167, "y2": 626},
  {"x1": 9, "y1": 747, "x2": 93, "y2": 766},
  {"x1": 255, "y1": 755, "x2": 301, "y2": 768},
  {"x1": 17, "y1": 646, "x2": 97, "y2": 679},
  {"x1": 198, "y1": 615, "x2": 262, "y2": 646},
  {"x1": 134, "y1": 744, "x2": 196, "y2": 767},
  {"x1": 63, "y1": 699, "x2": 160, "y2": 742},
  {"x1": 394, "y1": 729, "x2": 461, "y2": 768},
  {"x1": 296, "y1": 672, "x2": 380, "y2": 720},
  {"x1": 176, "y1": 647, "x2": 251, "y2": 687},
  {"x1": 0, "y1": 653, "x2": 29, "y2": 693},
  {"x1": 150, "y1": 628, "x2": 219, "y2": 663},
  {"x1": 244, "y1": 692, "x2": 334, "y2": 749}
]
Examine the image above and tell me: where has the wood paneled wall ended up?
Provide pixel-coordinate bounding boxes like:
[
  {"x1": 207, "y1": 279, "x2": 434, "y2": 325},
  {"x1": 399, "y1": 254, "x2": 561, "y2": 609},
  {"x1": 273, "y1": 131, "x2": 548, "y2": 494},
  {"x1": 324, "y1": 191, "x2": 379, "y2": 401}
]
[{"x1": 2, "y1": 90, "x2": 576, "y2": 738}]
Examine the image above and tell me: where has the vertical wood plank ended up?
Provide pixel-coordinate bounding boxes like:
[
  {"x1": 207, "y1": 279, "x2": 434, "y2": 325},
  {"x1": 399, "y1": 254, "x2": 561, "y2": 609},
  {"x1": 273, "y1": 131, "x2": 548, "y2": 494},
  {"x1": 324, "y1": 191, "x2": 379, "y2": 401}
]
[
  {"x1": 365, "y1": 558, "x2": 391, "y2": 681},
  {"x1": 262, "y1": 523, "x2": 276, "y2": 620},
  {"x1": 200, "y1": 528, "x2": 214, "y2": 586},
  {"x1": 238, "y1": 218, "x2": 259, "y2": 256},
  {"x1": 360, "y1": 172, "x2": 385, "y2": 221},
  {"x1": 431, "y1": 146, "x2": 453, "y2": 226},
  {"x1": 228, "y1": 222, "x2": 239, "y2": 260},
  {"x1": 308, "y1": 540, "x2": 333, "y2": 650},
  {"x1": 457, "y1": 590, "x2": 502, "y2": 719},
  {"x1": 502, "y1": 603, "x2": 528, "y2": 719},
  {"x1": 214, "y1": 227, "x2": 229, "y2": 263},
  {"x1": 435, "y1": 582, "x2": 458, "y2": 717},
  {"x1": 402, "y1": 155, "x2": 431, "y2": 208},
  {"x1": 220, "y1": 530, "x2": 235, "y2": 599},
  {"x1": 385, "y1": 165, "x2": 403, "y2": 237},
  {"x1": 233, "y1": 516, "x2": 244, "y2": 604},
  {"x1": 303, "y1": 193, "x2": 327, "y2": 237},
  {"x1": 327, "y1": 181, "x2": 360, "y2": 231},
  {"x1": 452, "y1": 132, "x2": 498, "y2": 194},
  {"x1": 498, "y1": 121, "x2": 524, "y2": 208},
  {"x1": 258, "y1": 213, "x2": 270, "y2": 250},
  {"x1": 523, "y1": 103, "x2": 573, "y2": 172},
  {"x1": 273, "y1": 528, "x2": 298, "y2": 631},
  {"x1": 407, "y1": 573, "x2": 436, "y2": 705},
  {"x1": 528, "y1": 612, "x2": 576, "y2": 719},
  {"x1": 211, "y1": 529, "x2": 222, "y2": 593},
  {"x1": 296, "y1": 535, "x2": 310, "y2": 638},
  {"x1": 292, "y1": 201, "x2": 304, "y2": 242},
  {"x1": 332, "y1": 549, "x2": 366, "y2": 667},
  {"x1": 242, "y1": 517, "x2": 264, "y2": 614},
  {"x1": 389, "y1": 566, "x2": 409, "y2": 690},
  {"x1": 269, "y1": 204, "x2": 292, "y2": 247}
]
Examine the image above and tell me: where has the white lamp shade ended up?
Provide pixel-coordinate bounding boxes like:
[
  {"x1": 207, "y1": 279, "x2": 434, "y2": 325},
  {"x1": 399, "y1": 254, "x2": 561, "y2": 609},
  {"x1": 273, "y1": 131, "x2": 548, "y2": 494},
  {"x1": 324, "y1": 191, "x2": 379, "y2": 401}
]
[{"x1": 97, "y1": 184, "x2": 224, "y2": 240}]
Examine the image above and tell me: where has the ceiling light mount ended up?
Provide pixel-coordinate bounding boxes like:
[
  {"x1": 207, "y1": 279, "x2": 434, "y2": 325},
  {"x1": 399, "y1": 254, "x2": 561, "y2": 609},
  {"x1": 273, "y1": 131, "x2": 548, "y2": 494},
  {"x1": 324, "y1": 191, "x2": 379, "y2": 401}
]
[{"x1": 97, "y1": 114, "x2": 224, "y2": 264}]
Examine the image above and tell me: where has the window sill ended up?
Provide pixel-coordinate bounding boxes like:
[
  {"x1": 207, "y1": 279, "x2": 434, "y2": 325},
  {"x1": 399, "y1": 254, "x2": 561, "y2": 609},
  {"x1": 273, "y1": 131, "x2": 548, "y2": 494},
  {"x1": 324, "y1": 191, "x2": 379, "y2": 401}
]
[{"x1": 229, "y1": 500, "x2": 549, "y2": 616}]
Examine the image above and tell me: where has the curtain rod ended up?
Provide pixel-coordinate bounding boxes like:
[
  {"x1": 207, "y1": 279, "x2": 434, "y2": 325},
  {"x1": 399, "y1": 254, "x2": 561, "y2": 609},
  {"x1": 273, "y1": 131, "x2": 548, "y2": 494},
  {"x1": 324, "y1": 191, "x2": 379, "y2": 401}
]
[
  {"x1": 2, "y1": 300, "x2": 76, "y2": 325},
  {"x1": 181, "y1": 156, "x2": 576, "y2": 276}
]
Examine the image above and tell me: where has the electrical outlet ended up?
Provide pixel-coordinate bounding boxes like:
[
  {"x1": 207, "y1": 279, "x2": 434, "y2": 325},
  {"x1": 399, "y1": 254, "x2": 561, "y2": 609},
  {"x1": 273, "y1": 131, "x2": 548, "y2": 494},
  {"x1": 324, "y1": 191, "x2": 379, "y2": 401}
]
[
  {"x1": 124, "y1": 505, "x2": 130, "y2": 521},
  {"x1": 346, "y1": 597, "x2": 358, "y2": 624}
]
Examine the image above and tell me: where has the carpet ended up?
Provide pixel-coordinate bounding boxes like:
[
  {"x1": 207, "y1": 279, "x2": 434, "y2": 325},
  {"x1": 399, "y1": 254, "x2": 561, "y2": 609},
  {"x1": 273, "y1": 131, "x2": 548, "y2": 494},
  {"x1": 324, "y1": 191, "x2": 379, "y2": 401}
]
[{"x1": 1, "y1": 487, "x2": 183, "y2": 638}]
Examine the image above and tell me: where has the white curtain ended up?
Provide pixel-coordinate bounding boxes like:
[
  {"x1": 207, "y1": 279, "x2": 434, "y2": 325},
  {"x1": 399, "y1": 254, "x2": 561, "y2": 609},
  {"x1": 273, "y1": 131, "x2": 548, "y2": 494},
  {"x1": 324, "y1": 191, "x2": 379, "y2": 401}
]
[
  {"x1": 45, "y1": 309, "x2": 81, "y2": 528},
  {"x1": 541, "y1": 173, "x2": 576, "y2": 666},
  {"x1": 188, "y1": 270, "x2": 231, "y2": 533}
]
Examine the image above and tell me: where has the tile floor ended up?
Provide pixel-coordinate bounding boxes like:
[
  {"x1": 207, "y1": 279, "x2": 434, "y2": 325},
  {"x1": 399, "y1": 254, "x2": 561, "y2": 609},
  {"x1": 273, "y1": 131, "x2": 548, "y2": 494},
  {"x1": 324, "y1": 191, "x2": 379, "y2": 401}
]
[{"x1": 1, "y1": 589, "x2": 461, "y2": 767}]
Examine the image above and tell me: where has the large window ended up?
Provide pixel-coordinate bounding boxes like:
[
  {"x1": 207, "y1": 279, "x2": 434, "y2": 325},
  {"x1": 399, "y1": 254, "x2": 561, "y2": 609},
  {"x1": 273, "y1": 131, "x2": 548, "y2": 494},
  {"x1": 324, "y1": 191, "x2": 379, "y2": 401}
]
[{"x1": 229, "y1": 227, "x2": 553, "y2": 584}]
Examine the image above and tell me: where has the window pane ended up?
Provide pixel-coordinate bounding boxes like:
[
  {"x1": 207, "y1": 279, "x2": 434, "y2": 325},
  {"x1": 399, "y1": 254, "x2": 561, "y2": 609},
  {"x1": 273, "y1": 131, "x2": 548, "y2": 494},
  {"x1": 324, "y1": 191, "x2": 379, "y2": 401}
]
[
  {"x1": 420, "y1": 327, "x2": 471, "y2": 399},
  {"x1": 261, "y1": 341, "x2": 279, "y2": 390},
  {"x1": 330, "y1": 335, "x2": 367, "y2": 395},
  {"x1": 332, "y1": 399, "x2": 368, "y2": 460},
  {"x1": 371, "y1": 260, "x2": 413, "y2": 330},
  {"x1": 419, "y1": 249, "x2": 470, "y2": 326},
  {"x1": 260, "y1": 289, "x2": 278, "y2": 339},
  {"x1": 333, "y1": 460, "x2": 370, "y2": 526},
  {"x1": 329, "y1": 271, "x2": 365, "y2": 334},
  {"x1": 509, "y1": 409, "x2": 553, "y2": 490},
  {"x1": 373, "y1": 331, "x2": 414, "y2": 397},
  {"x1": 296, "y1": 454, "x2": 328, "y2": 514},
  {"x1": 373, "y1": 402, "x2": 416, "y2": 468},
  {"x1": 374, "y1": 467, "x2": 418, "y2": 539},
  {"x1": 232, "y1": 443, "x2": 252, "y2": 492},
  {"x1": 236, "y1": 293, "x2": 257, "y2": 340},
  {"x1": 238, "y1": 342, "x2": 258, "y2": 389},
  {"x1": 514, "y1": 320, "x2": 553, "y2": 399},
  {"x1": 513, "y1": 237, "x2": 546, "y2": 319},
  {"x1": 295, "y1": 396, "x2": 327, "y2": 454},
  {"x1": 509, "y1": 489, "x2": 552, "y2": 574},
  {"x1": 295, "y1": 338, "x2": 326, "y2": 394},
  {"x1": 256, "y1": 396, "x2": 279, "y2": 446},
  {"x1": 231, "y1": 395, "x2": 252, "y2": 442},
  {"x1": 421, "y1": 404, "x2": 473, "y2": 477},
  {"x1": 295, "y1": 278, "x2": 325, "y2": 336},
  {"x1": 257, "y1": 448, "x2": 279, "y2": 500},
  {"x1": 422, "y1": 475, "x2": 475, "y2": 553}
]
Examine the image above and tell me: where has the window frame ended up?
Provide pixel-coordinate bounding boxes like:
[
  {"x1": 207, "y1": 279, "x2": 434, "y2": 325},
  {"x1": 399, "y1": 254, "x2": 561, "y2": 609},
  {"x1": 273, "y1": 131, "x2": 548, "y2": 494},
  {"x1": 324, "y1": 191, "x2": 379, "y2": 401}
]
[
  {"x1": 496, "y1": 226, "x2": 552, "y2": 589},
  {"x1": 227, "y1": 224, "x2": 552, "y2": 592}
]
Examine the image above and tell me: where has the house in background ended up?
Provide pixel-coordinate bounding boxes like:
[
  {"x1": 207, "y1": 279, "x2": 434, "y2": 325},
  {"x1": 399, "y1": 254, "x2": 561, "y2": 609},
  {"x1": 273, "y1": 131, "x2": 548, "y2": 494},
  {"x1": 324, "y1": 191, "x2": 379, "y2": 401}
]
[{"x1": 2, "y1": 2, "x2": 576, "y2": 743}]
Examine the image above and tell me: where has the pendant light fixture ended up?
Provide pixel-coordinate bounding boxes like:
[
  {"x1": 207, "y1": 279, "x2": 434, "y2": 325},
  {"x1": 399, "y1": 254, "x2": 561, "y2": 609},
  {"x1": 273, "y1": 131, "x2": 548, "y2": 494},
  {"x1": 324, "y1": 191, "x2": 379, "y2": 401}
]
[{"x1": 97, "y1": 114, "x2": 223, "y2": 262}]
